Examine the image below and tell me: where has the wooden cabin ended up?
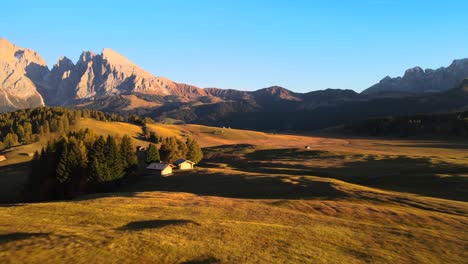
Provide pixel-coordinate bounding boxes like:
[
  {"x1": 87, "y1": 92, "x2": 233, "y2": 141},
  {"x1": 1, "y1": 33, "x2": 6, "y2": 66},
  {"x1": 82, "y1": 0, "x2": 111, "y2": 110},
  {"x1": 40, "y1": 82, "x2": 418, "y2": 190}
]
[
  {"x1": 173, "y1": 159, "x2": 195, "y2": 170},
  {"x1": 146, "y1": 163, "x2": 175, "y2": 176}
]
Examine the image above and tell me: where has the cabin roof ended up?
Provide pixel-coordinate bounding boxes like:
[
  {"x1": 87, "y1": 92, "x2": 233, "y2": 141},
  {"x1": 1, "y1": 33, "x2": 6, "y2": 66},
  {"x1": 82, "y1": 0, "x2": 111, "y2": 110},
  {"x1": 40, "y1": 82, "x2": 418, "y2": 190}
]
[
  {"x1": 146, "y1": 163, "x2": 175, "y2": 170},
  {"x1": 174, "y1": 159, "x2": 195, "y2": 165}
]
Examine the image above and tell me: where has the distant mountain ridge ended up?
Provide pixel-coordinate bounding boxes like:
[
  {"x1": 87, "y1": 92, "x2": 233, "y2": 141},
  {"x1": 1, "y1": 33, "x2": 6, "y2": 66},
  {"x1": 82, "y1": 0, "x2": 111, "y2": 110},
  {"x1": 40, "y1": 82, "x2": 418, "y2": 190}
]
[
  {"x1": 363, "y1": 59, "x2": 468, "y2": 96},
  {"x1": 0, "y1": 38, "x2": 467, "y2": 131}
]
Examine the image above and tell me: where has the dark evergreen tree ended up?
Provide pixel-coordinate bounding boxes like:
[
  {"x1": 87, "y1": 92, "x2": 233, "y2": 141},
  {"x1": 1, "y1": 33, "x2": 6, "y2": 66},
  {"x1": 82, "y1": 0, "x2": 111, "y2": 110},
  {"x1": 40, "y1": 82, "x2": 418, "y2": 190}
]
[
  {"x1": 176, "y1": 138, "x2": 188, "y2": 158},
  {"x1": 186, "y1": 138, "x2": 203, "y2": 163},
  {"x1": 86, "y1": 136, "x2": 106, "y2": 182},
  {"x1": 120, "y1": 135, "x2": 138, "y2": 168},
  {"x1": 160, "y1": 137, "x2": 180, "y2": 163},
  {"x1": 145, "y1": 143, "x2": 160, "y2": 164},
  {"x1": 149, "y1": 131, "x2": 159, "y2": 143},
  {"x1": 104, "y1": 135, "x2": 125, "y2": 181},
  {"x1": 56, "y1": 144, "x2": 71, "y2": 183}
]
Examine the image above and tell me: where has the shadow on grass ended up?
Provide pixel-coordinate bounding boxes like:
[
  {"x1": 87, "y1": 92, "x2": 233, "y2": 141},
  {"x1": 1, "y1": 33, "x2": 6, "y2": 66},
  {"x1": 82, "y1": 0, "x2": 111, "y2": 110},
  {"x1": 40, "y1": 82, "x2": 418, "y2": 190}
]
[
  {"x1": 126, "y1": 171, "x2": 347, "y2": 200},
  {"x1": 73, "y1": 145, "x2": 467, "y2": 205},
  {"x1": 139, "y1": 147, "x2": 467, "y2": 201},
  {"x1": 0, "y1": 203, "x2": 24, "y2": 208},
  {"x1": 181, "y1": 256, "x2": 221, "y2": 264},
  {"x1": 245, "y1": 148, "x2": 338, "y2": 160},
  {"x1": 0, "y1": 232, "x2": 50, "y2": 245},
  {"x1": 203, "y1": 144, "x2": 257, "y2": 156},
  {"x1": 118, "y1": 219, "x2": 199, "y2": 231},
  {"x1": 224, "y1": 150, "x2": 468, "y2": 201},
  {"x1": 380, "y1": 141, "x2": 468, "y2": 150},
  {"x1": 0, "y1": 161, "x2": 30, "y2": 204}
]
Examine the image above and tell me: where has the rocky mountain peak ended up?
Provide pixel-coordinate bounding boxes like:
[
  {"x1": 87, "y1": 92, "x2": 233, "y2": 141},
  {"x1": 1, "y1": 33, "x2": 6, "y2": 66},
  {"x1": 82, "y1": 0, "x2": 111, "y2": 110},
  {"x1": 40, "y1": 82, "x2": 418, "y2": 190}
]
[
  {"x1": 101, "y1": 48, "x2": 153, "y2": 79},
  {"x1": 53, "y1": 56, "x2": 74, "y2": 70},
  {"x1": 78, "y1": 51, "x2": 97, "y2": 64},
  {"x1": 102, "y1": 48, "x2": 132, "y2": 65},
  {"x1": 403, "y1": 66, "x2": 424, "y2": 77},
  {"x1": 0, "y1": 38, "x2": 47, "y2": 69},
  {"x1": 0, "y1": 38, "x2": 46, "y2": 111},
  {"x1": 449, "y1": 58, "x2": 468, "y2": 70}
]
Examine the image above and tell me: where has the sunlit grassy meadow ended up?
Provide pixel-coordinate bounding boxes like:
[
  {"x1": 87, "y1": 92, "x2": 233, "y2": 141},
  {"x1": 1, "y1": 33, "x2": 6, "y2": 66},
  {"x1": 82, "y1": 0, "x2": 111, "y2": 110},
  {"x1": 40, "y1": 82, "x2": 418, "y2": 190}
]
[{"x1": 0, "y1": 119, "x2": 467, "y2": 263}]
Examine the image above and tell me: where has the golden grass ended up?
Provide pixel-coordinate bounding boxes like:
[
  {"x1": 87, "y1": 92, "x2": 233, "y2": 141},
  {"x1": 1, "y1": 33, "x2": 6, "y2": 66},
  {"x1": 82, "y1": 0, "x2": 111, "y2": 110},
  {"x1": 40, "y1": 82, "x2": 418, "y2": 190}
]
[
  {"x1": 0, "y1": 119, "x2": 467, "y2": 263},
  {"x1": 0, "y1": 191, "x2": 466, "y2": 264},
  {"x1": 121, "y1": 95, "x2": 162, "y2": 110}
]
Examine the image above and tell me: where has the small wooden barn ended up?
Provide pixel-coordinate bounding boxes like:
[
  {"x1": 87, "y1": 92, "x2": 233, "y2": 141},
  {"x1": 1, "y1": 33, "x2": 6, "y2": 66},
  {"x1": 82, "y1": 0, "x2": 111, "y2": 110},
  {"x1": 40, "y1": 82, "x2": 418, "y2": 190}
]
[
  {"x1": 146, "y1": 163, "x2": 175, "y2": 176},
  {"x1": 173, "y1": 159, "x2": 195, "y2": 170}
]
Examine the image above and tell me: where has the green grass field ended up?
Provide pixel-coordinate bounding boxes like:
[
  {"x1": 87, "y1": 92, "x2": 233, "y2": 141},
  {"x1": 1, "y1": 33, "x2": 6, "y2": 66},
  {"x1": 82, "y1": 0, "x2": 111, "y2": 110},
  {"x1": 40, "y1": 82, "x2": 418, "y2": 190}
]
[{"x1": 0, "y1": 119, "x2": 467, "y2": 263}]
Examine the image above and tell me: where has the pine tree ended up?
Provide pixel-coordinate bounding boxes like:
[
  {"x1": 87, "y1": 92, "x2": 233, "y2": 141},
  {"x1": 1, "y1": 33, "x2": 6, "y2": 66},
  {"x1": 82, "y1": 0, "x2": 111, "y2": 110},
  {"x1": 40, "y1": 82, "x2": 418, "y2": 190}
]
[
  {"x1": 176, "y1": 138, "x2": 188, "y2": 159},
  {"x1": 23, "y1": 122, "x2": 33, "y2": 143},
  {"x1": 3, "y1": 133, "x2": 19, "y2": 148},
  {"x1": 145, "y1": 143, "x2": 160, "y2": 163},
  {"x1": 186, "y1": 138, "x2": 203, "y2": 163},
  {"x1": 160, "y1": 137, "x2": 179, "y2": 163},
  {"x1": 120, "y1": 135, "x2": 138, "y2": 168},
  {"x1": 89, "y1": 156, "x2": 107, "y2": 182},
  {"x1": 68, "y1": 138, "x2": 88, "y2": 177},
  {"x1": 105, "y1": 135, "x2": 125, "y2": 181},
  {"x1": 149, "y1": 131, "x2": 159, "y2": 143},
  {"x1": 16, "y1": 125, "x2": 26, "y2": 143},
  {"x1": 56, "y1": 144, "x2": 71, "y2": 183},
  {"x1": 88, "y1": 136, "x2": 108, "y2": 182}
]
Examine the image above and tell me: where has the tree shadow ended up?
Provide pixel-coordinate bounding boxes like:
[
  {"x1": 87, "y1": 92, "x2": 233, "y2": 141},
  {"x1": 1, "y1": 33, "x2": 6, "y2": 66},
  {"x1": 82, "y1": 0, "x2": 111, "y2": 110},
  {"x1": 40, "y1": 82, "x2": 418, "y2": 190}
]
[
  {"x1": 181, "y1": 256, "x2": 221, "y2": 264},
  {"x1": 380, "y1": 142, "x2": 468, "y2": 150},
  {"x1": 118, "y1": 219, "x2": 199, "y2": 231},
  {"x1": 245, "y1": 148, "x2": 334, "y2": 160},
  {"x1": 203, "y1": 144, "x2": 257, "y2": 156},
  {"x1": 0, "y1": 203, "x2": 24, "y2": 208},
  {"x1": 0, "y1": 232, "x2": 51, "y2": 245},
  {"x1": 0, "y1": 161, "x2": 30, "y2": 203},
  {"x1": 235, "y1": 152, "x2": 468, "y2": 201},
  {"x1": 125, "y1": 169, "x2": 347, "y2": 200}
]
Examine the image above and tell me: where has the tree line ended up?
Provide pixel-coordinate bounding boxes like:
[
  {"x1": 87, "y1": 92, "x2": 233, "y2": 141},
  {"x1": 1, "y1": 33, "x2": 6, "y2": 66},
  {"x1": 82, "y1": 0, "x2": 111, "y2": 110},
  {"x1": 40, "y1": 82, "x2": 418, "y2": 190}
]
[
  {"x1": 144, "y1": 136, "x2": 203, "y2": 164},
  {"x1": 28, "y1": 129, "x2": 203, "y2": 201},
  {"x1": 345, "y1": 111, "x2": 468, "y2": 137},
  {"x1": 28, "y1": 129, "x2": 138, "y2": 201},
  {"x1": 0, "y1": 107, "x2": 157, "y2": 151}
]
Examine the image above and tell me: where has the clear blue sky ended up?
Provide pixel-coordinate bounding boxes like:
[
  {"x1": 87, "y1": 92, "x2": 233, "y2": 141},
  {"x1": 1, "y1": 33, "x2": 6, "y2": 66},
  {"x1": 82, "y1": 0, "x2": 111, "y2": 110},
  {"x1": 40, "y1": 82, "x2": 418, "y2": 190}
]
[{"x1": 1, "y1": 0, "x2": 467, "y2": 92}]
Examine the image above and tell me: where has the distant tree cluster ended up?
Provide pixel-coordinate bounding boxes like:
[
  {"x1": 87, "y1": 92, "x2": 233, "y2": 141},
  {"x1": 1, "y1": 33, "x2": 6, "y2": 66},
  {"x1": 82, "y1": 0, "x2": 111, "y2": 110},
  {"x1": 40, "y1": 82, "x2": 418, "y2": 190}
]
[
  {"x1": 128, "y1": 115, "x2": 155, "y2": 126},
  {"x1": 346, "y1": 111, "x2": 468, "y2": 137},
  {"x1": 158, "y1": 137, "x2": 203, "y2": 163},
  {"x1": 140, "y1": 135, "x2": 203, "y2": 164},
  {"x1": 141, "y1": 125, "x2": 162, "y2": 143},
  {"x1": 28, "y1": 129, "x2": 138, "y2": 200},
  {"x1": 139, "y1": 125, "x2": 203, "y2": 164},
  {"x1": 0, "y1": 107, "x2": 127, "y2": 151}
]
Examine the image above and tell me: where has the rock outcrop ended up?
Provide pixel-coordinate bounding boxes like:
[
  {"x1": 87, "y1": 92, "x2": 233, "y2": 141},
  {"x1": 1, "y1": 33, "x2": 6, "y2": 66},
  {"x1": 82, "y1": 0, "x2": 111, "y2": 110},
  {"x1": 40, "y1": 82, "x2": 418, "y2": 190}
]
[
  {"x1": 0, "y1": 38, "x2": 46, "y2": 111},
  {"x1": 363, "y1": 59, "x2": 468, "y2": 96}
]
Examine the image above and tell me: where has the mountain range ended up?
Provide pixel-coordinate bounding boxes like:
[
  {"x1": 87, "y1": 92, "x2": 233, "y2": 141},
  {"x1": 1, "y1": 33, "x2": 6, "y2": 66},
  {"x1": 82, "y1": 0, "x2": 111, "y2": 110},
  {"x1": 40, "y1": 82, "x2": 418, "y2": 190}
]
[{"x1": 1, "y1": 37, "x2": 467, "y2": 130}]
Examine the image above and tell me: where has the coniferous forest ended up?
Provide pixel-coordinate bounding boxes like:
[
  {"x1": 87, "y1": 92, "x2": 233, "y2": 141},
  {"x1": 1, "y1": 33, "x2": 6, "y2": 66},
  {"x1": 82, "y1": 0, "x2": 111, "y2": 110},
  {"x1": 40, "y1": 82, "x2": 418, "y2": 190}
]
[
  {"x1": 28, "y1": 130, "x2": 138, "y2": 200},
  {"x1": 0, "y1": 107, "x2": 204, "y2": 201}
]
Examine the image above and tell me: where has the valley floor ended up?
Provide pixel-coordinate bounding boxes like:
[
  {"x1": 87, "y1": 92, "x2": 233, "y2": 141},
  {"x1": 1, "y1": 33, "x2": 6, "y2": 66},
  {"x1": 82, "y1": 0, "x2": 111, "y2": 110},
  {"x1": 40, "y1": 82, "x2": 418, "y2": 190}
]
[{"x1": 0, "y1": 120, "x2": 467, "y2": 263}]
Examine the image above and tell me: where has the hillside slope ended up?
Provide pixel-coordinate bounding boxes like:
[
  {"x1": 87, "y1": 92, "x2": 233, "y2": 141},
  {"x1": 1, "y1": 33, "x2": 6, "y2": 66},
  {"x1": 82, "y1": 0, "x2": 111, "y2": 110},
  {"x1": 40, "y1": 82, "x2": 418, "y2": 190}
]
[{"x1": 0, "y1": 190, "x2": 466, "y2": 264}]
